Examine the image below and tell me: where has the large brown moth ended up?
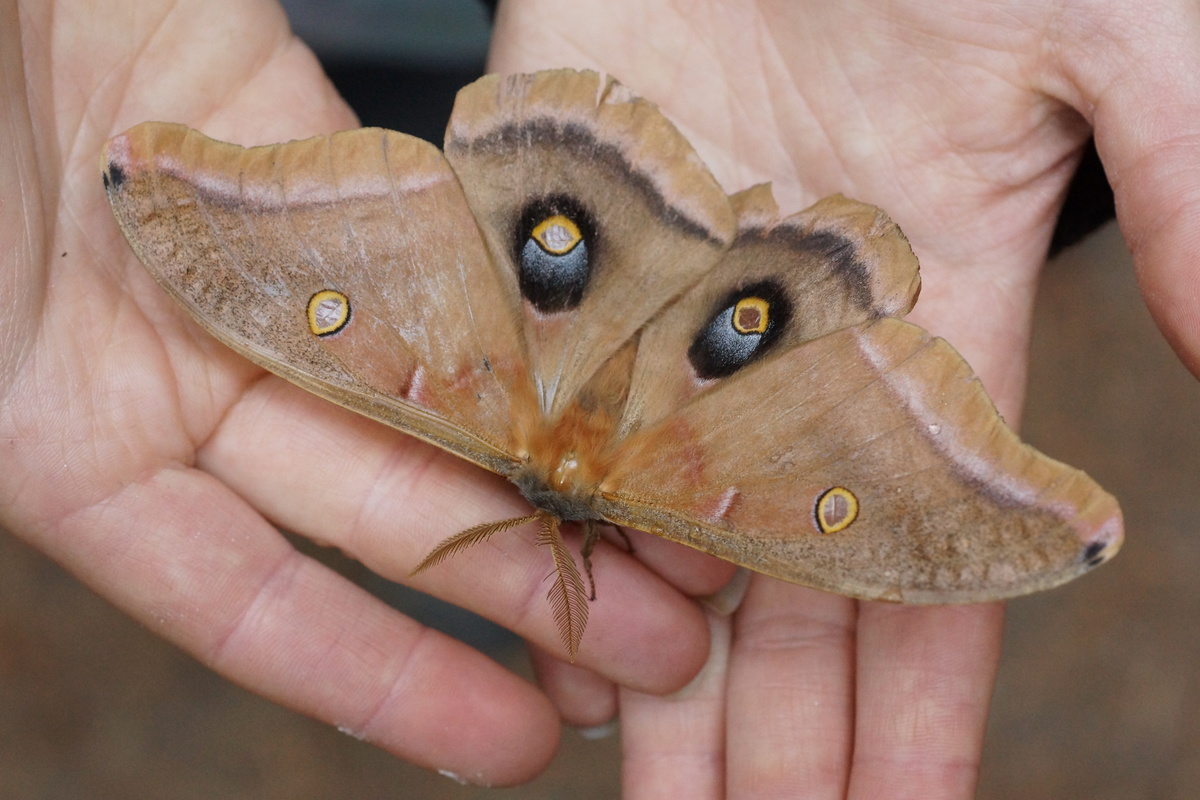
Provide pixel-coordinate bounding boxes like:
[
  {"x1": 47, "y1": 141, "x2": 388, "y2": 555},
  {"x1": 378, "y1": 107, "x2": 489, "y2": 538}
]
[{"x1": 102, "y1": 69, "x2": 1122, "y2": 660}]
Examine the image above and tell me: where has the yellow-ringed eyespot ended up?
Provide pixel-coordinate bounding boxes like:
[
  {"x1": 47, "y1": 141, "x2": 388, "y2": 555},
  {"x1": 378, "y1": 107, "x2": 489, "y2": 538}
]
[
  {"x1": 531, "y1": 214, "x2": 583, "y2": 255},
  {"x1": 688, "y1": 281, "x2": 792, "y2": 379},
  {"x1": 732, "y1": 296, "x2": 770, "y2": 334},
  {"x1": 307, "y1": 289, "x2": 351, "y2": 337},
  {"x1": 515, "y1": 196, "x2": 595, "y2": 313},
  {"x1": 815, "y1": 486, "x2": 859, "y2": 534}
]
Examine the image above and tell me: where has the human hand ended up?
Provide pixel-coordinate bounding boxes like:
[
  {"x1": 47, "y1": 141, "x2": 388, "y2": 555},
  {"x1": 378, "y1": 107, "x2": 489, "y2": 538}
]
[
  {"x1": 0, "y1": 0, "x2": 728, "y2": 785},
  {"x1": 491, "y1": 0, "x2": 1200, "y2": 796}
]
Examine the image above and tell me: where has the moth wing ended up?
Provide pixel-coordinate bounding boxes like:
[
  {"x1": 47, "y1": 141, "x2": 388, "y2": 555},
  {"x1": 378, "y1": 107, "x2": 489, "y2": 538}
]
[
  {"x1": 618, "y1": 188, "x2": 922, "y2": 435},
  {"x1": 601, "y1": 190, "x2": 1119, "y2": 601},
  {"x1": 444, "y1": 69, "x2": 737, "y2": 417},
  {"x1": 598, "y1": 318, "x2": 1122, "y2": 602},
  {"x1": 103, "y1": 123, "x2": 533, "y2": 473}
]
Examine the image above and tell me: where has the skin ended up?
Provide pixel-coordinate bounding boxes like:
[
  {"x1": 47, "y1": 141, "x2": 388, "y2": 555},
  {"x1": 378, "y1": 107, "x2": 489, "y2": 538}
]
[
  {"x1": 488, "y1": 1, "x2": 1200, "y2": 797},
  {"x1": 2, "y1": 0, "x2": 721, "y2": 785},
  {"x1": 2, "y1": 0, "x2": 1198, "y2": 796}
]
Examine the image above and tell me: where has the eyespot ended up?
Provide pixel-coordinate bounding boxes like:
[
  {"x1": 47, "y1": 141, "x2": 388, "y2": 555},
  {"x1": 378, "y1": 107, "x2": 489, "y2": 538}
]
[
  {"x1": 514, "y1": 196, "x2": 596, "y2": 313},
  {"x1": 307, "y1": 289, "x2": 351, "y2": 336},
  {"x1": 815, "y1": 486, "x2": 858, "y2": 534},
  {"x1": 688, "y1": 280, "x2": 792, "y2": 379},
  {"x1": 531, "y1": 215, "x2": 583, "y2": 255},
  {"x1": 732, "y1": 296, "x2": 770, "y2": 334}
]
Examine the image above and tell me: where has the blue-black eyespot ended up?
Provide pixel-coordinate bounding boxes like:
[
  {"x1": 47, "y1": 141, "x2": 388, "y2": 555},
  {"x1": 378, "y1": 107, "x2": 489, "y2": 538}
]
[
  {"x1": 688, "y1": 280, "x2": 792, "y2": 379},
  {"x1": 514, "y1": 196, "x2": 596, "y2": 313}
]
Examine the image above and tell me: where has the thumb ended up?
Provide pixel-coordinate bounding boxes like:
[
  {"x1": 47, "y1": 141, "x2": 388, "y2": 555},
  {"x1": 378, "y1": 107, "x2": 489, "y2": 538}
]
[{"x1": 1060, "y1": 1, "x2": 1200, "y2": 378}]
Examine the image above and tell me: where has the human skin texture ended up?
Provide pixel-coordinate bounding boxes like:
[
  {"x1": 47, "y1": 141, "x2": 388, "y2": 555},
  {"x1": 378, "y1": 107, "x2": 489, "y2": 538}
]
[{"x1": 3, "y1": 0, "x2": 1199, "y2": 796}]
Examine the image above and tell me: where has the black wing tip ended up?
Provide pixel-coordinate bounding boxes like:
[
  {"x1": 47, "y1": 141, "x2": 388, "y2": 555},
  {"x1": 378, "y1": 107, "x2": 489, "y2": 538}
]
[
  {"x1": 102, "y1": 160, "x2": 127, "y2": 192},
  {"x1": 1082, "y1": 540, "x2": 1111, "y2": 568}
]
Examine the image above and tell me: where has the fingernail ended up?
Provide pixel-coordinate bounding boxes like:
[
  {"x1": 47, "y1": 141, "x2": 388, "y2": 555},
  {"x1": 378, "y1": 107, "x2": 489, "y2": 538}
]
[
  {"x1": 701, "y1": 567, "x2": 750, "y2": 615},
  {"x1": 574, "y1": 719, "x2": 619, "y2": 740}
]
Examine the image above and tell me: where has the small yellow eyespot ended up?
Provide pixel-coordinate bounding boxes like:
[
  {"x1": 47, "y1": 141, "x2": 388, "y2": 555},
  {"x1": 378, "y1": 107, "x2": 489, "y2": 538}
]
[
  {"x1": 732, "y1": 297, "x2": 770, "y2": 334},
  {"x1": 532, "y1": 215, "x2": 583, "y2": 255},
  {"x1": 815, "y1": 486, "x2": 859, "y2": 534},
  {"x1": 307, "y1": 290, "x2": 351, "y2": 336}
]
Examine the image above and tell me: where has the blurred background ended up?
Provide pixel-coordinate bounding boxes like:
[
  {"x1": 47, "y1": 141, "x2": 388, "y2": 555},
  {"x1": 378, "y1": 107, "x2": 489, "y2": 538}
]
[{"x1": 4, "y1": 1, "x2": 1199, "y2": 797}]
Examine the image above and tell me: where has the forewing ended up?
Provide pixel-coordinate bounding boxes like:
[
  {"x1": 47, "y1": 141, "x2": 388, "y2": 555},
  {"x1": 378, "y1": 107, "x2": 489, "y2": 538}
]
[
  {"x1": 444, "y1": 69, "x2": 737, "y2": 418},
  {"x1": 103, "y1": 123, "x2": 532, "y2": 473}
]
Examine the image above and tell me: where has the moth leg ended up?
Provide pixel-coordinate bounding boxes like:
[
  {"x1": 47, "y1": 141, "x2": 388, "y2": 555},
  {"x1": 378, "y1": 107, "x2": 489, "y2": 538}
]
[
  {"x1": 610, "y1": 525, "x2": 634, "y2": 555},
  {"x1": 581, "y1": 519, "x2": 603, "y2": 601}
]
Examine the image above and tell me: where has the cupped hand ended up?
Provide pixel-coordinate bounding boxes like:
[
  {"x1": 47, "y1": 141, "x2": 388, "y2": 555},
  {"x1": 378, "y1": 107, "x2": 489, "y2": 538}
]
[
  {"x1": 0, "y1": 0, "x2": 725, "y2": 786},
  {"x1": 491, "y1": 0, "x2": 1200, "y2": 797}
]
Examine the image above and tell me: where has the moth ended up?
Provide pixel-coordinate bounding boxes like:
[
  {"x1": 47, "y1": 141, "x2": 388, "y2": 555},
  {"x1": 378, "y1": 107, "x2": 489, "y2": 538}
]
[{"x1": 102, "y1": 69, "x2": 1122, "y2": 660}]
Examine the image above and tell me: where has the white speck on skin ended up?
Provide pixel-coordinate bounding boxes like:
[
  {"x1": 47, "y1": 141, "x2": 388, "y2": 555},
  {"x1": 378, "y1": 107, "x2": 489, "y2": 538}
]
[
  {"x1": 336, "y1": 725, "x2": 365, "y2": 741},
  {"x1": 438, "y1": 770, "x2": 470, "y2": 786}
]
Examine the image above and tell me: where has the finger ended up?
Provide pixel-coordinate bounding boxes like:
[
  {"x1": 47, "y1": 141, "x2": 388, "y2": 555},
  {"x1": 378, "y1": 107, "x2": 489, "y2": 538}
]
[
  {"x1": 623, "y1": 527, "x2": 740, "y2": 598},
  {"x1": 620, "y1": 610, "x2": 730, "y2": 800},
  {"x1": 200, "y1": 377, "x2": 713, "y2": 691},
  {"x1": 725, "y1": 579, "x2": 856, "y2": 799},
  {"x1": 848, "y1": 602, "x2": 1004, "y2": 800},
  {"x1": 528, "y1": 643, "x2": 618, "y2": 728},
  {"x1": 524, "y1": 538, "x2": 737, "y2": 727},
  {"x1": 32, "y1": 464, "x2": 559, "y2": 786},
  {"x1": 1052, "y1": 1, "x2": 1200, "y2": 377}
]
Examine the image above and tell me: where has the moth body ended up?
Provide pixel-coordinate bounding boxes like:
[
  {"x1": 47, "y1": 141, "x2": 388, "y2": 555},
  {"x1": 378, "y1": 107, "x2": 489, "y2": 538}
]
[
  {"x1": 101, "y1": 68, "x2": 1123, "y2": 662},
  {"x1": 511, "y1": 386, "x2": 626, "y2": 522}
]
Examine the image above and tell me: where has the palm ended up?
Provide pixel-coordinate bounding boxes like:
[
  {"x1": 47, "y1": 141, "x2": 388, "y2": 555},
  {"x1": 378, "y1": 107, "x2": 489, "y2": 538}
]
[
  {"x1": 495, "y1": 2, "x2": 1093, "y2": 395},
  {"x1": 4, "y1": 0, "x2": 727, "y2": 785},
  {"x1": 2, "y1": 2, "x2": 344, "y2": 594},
  {"x1": 493, "y1": 0, "x2": 1200, "y2": 797},
  {"x1": 7, "y1": 0, "x2": 1200, "y2": 795}
]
